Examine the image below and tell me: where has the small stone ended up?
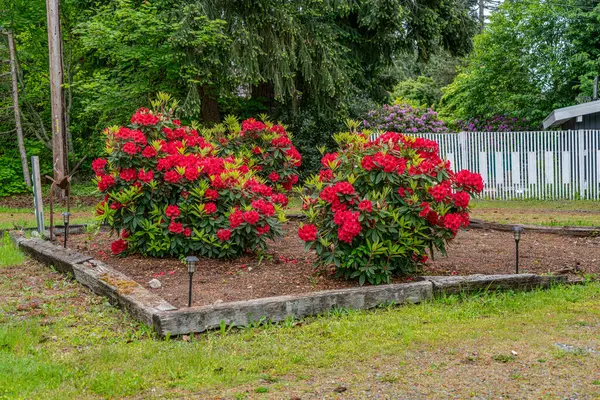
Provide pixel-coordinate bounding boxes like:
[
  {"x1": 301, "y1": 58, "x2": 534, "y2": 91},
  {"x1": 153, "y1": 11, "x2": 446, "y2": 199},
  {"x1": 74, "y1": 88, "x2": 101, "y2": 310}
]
[
  {"x1": 148, "y1": 279, "x2": 162, "y2": 289},
  {"x1": 334, "y1": 386, "x2": 347, "y2": 393},
  {"x1": 214, "y1": 299, "x2": 224, "y2": 304}
]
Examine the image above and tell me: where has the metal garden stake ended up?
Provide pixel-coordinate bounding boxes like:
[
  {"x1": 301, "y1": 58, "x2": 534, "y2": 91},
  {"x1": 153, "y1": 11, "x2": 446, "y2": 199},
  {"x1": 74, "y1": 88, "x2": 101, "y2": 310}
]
[
  {"x1": 186, "y1": 256, "x2": 199, "y2": 307},
  {"x1": 513, "y1": 226, "x2": 523, "y2": 274}
]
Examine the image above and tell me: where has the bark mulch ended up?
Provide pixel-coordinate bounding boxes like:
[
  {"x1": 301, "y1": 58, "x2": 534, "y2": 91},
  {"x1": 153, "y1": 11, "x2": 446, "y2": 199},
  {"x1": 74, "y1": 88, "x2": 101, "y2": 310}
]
[{"x1": 67, "y1": 223, "x2": 600, "y2": 309}]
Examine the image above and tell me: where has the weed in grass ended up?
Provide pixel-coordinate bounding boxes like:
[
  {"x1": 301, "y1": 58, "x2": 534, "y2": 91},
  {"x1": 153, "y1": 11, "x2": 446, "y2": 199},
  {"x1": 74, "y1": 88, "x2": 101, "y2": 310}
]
[{"x1": 492, "y1": 354, "x2": 515, "y2": 363}]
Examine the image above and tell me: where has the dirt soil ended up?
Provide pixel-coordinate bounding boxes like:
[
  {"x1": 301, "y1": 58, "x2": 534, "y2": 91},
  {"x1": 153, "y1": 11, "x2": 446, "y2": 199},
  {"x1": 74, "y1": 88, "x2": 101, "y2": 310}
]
[{"x1": 68, "y1": 223, "x2": 600, "y2": 309}]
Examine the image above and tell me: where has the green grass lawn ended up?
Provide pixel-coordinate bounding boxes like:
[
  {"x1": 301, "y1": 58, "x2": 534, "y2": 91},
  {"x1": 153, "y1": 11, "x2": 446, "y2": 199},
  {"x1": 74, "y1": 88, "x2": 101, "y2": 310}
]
[
  {"x1": 471, "y1": 199, "x2": 600, "y2": 226},
  {"x1": 1, "y1": 238, "x2": 599, "y2": 399}
]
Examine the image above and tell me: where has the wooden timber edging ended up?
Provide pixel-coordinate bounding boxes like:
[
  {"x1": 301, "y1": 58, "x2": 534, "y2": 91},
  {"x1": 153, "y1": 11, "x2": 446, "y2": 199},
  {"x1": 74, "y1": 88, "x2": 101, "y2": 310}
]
[
  {"x1": 468, "y1": 219, "x2": 600, "y2": 237},
  {"x1": 9, "y1": 232, "x2": 568, "y2": 337}
]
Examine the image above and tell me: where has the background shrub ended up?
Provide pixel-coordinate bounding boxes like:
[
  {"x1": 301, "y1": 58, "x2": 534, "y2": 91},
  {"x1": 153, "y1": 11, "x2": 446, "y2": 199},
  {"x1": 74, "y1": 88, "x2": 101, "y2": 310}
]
[
  {"x1": 298, "y1": 130, "x2": 483, "y2": 285},
  {"x1": 363, "y1": 102, "x2": 448, "y2": 134}
]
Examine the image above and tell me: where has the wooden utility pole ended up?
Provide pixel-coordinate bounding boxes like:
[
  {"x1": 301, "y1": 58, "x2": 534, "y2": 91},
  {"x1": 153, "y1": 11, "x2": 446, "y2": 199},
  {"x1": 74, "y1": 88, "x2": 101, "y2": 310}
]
[
  {"x1": 478, "y1": 0, "x2": 485, "y2": 32},
  {"x1": 46, "y1": 0, "x2": 68, "y2": 196},
  {"x1": 6, "y1": 31, "x2": 31, "y2": 187}
]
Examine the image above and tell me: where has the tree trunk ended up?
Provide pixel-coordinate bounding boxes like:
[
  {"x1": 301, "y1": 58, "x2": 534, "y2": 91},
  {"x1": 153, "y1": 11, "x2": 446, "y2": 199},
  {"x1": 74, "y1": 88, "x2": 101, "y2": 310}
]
[
  {"x1": 46, "y1": 0, "x2": 68, "y2": 198},
  {"x1": 7, "y1": 31, "x2": 31, "y2": 188},
  {"x1": 251, "y1": 82, "x2": 275, "y2": 114},
  {"x1": 200, "y1": 84, "x2": 220, "y2": 124}
]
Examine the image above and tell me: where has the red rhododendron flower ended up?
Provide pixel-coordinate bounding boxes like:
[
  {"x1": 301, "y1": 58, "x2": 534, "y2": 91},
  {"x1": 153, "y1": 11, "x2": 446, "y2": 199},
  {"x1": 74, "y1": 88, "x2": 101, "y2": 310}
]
[
  {"x1": 241, "y1": 118, "x2": 266, "y2": 132},
  {"x1": 204, "y1": 202, "x2": 217, "y2": 214},
  {"x1": 453, "y1": 191, "x2": 470, "y2": 208},
  {"x1": 138, "y1": 169, "x2": 154, "y2": 183},
  {"x1": 168, "y1": 221, "x2": 184, "y2": 234},
  {"x1": 321, "y1": 153, "x2": 339, "y2": 168},
  {"x1": 111, "y1": 239, "x2": 128, "y2": 255},
  {"x1": 257, "y1": 225, "x2": 270, "y2": 235},
  {"x1": 141, "y1": 146, "x2": 157, "y2": 159},
  {"x1": 92, "y1": 158, "x2": 107, "y2": 173},
  {"x1": 454, "y1": 170, "x2": 484, "y2": 193},
  {"x1": 183, "y1": 227, "x2": 192, "y2": 237},
  {"x1": 298, "y1": 224, "x2": 318, "y2": 241},
  {"x1": 121, "y1": 229, "x2": 130, "y2": 239},
  {"x1": 119, "y1": 168, "x2": 137, "y2": 182},
  {"x1": 185, "y1": 167, "x2": 199, "y2": 181},
  {"x1": 442, "y1": 213, "x2": 463, "y2": 233},
  {"x1": 110, "y1": 202, "x2": 124, "y2": 210},
  {"x1": 319, "y1": 169, "x2": 333, "y2": 182},
  {"x1": 334, "y1": 181, "x2": 354, "y2": 195},
  {"x1": 251, "y1": 146, "x2": 263, "y2": 154},
  {"x1": 229, "y1": 209, "x2": 244, "y2": 228},
  {"x1": 204, "y1": 189, "x2": 218, "y2": 200},
  {"x1": 268, "y1": 172, "x2": 280, "y2": 182},
  {"x1": 173, "y1": 119, "x2": 181, "y2": 126},
  {"x1": 419, "y1": 202, "x2": 431, "y2": 217},
  {"x1": 243, "y1": 211, "x2": 260, "y2": 225},
  {"x1": 271, "y1": 136, "x2": 292, "y2": 147},
  {"x1": 429, "y1": 181, "x2": 452, "y2": 202},
  {"x1": 122, "y1": 142, "x2": 138, "y2": 155},
  {"x1": 337, "y1": 211, "x2": 361, "y2": 243},
  {"x1": 97, "y1": 174, "x2": 115, "y2": 192},
  {"x1": 361, "y1": 155, "x2": 375, "y2": 171},
  {"x1": 131, "y1": 108, "x2": 160, "y2": 126},
  {"x1": 251, "y1": 199, "x2": 275, "y2": 216},
  {"x1": 164, "y1": 170, "x2": 182, "y2": 184},
  {"x1": 166, "y1": 205, "x2": 180, "y2": 219},
  {"x1": 358, "y1": 200, "x2": 373, "y2": 212},
  {"x1": 271, "y1": 193, "x2": 288, "y2": 206},
  {"x1": 217, "y1": 228, "x2": 232, "y2": 241}
]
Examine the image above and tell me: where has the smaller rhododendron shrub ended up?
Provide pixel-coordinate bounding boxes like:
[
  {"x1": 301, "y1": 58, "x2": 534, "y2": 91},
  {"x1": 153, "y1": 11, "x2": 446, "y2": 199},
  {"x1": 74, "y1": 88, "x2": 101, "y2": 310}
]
[
  {"x1": 299, "y1": 131, "x2": 483, "y2": 285},
  {"x1": 211, "y1": 115, "x2": 302, "y2": 193},
  {"x1": 93, "y1": 97, "x2": 285, "y2": 258}
]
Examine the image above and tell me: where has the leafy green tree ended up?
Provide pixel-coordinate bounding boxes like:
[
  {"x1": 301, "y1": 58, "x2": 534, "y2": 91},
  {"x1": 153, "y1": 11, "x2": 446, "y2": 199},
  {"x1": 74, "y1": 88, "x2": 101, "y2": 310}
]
[
  {"x1": 440, "y1": 0, "x2": 600, "y2": 125},
  {"x1": 391, "y1": 76, "x2": 442, "y2": 107}
]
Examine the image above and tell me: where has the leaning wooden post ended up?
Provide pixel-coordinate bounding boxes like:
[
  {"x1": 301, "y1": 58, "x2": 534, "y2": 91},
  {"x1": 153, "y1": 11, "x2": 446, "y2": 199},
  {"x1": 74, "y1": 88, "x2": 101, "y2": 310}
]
[
  {"x1": 46, "y1": 0, "x2": 68, "y2": 198},
  {"x1": 31, "y1": 156, "x2": 45, "y2": 236},
  {"x1": 7, "y1": 31, "x2": 31, "y2": 187}
]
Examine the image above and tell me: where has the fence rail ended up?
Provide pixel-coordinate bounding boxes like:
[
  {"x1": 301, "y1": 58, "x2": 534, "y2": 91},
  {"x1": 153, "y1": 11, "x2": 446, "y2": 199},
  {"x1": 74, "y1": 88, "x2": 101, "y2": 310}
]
[{"x1": 390, "y1": 130, "x2": 600, "y2": 200}]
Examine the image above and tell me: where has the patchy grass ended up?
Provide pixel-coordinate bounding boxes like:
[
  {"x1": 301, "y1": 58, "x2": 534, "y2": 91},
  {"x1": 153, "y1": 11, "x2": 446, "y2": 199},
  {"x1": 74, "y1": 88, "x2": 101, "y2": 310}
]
[
  {"x1": 1, "y1": 245, "x2": 599, "y2": 398},
  {"x1": 472, "y1": 199, "x2": 600, "y2": 226},
  {"x1": 0, "y1": 233, "x2": 24, "y2": 267},
  {"x1": 0, "y1": 209, "x2": 96, "y2": 230}
]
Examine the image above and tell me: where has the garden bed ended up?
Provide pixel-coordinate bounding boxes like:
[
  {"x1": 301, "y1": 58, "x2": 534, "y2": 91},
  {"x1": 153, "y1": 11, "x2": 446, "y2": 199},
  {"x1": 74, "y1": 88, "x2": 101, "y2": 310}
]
[{"x1": 66, "y1": 221, "x2": 596, "y2": 309}]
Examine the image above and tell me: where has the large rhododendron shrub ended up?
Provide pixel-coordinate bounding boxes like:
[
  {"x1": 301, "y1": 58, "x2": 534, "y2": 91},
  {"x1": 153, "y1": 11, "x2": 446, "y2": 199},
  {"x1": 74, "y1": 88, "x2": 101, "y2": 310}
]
[
  {"x1": 298, "y1": 131, "x2": 483, "y2": 285},
  {"x1": 212, "y1": 116, "x2": 302, "y2": 193},
  {"x1": 93, "y1": 100, "x2": 285, "y2": 258}
]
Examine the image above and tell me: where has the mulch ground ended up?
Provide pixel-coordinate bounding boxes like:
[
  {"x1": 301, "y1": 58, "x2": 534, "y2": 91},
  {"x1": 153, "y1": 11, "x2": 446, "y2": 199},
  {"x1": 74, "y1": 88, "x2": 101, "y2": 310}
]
[{"x1": 67, "y1": 222, "x2": 600, "y2": 308}]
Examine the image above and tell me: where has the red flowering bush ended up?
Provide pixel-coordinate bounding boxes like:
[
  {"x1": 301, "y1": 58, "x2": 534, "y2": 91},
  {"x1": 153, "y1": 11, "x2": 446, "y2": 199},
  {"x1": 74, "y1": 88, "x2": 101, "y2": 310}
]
[
  {"x1": 213, "y1": 116, "x2": 302, "y2": 193},
  {"x1": 93, "y1": 97, "x2": 285, "y2": 258},
  {"x1": 299, "y1": 131, "x2": 483, "y2": 285}
]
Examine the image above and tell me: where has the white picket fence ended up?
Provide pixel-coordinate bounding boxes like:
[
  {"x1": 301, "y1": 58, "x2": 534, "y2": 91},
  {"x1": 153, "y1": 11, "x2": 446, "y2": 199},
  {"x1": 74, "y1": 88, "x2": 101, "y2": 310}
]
[{"x1": 377, "y1": 130, "x2": 600, "y2": 200}]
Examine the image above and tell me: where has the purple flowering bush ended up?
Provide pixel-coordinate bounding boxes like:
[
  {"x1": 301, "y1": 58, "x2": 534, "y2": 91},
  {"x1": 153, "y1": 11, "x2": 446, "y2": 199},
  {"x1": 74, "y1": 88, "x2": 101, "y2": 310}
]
[
  {"x1": 363, "y1": 103, "x2": 448, "y2": 133},
  {"x1": 456, "y1": 115, "x2": 536, "y2": 132}
]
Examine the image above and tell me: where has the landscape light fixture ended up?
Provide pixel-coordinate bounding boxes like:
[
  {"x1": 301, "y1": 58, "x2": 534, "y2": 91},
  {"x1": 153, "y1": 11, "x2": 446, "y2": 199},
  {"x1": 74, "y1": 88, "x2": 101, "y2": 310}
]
[
  {"x1": 513, "y1": 226, "x2": 524, "y2": 274},
  {"x1": 62, "y1": 211, "x2": 71, "y2": 248},
  {"x1": 186, "y1": 255, "x2": 199, "y2": 307}
]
